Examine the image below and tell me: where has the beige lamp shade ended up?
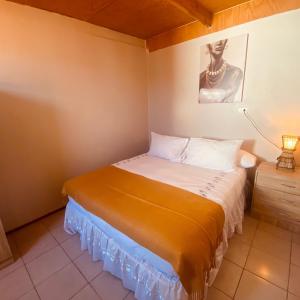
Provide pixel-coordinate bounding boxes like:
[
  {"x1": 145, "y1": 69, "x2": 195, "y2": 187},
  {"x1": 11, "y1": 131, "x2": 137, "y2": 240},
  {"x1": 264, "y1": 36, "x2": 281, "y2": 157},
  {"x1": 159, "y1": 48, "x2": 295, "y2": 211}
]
[
  {"x1": 282, "y1": 135, "x2": 299, "y2": 151},
  {"x1": 277, "y1": 135, "x2": 299, "y2": 171}
]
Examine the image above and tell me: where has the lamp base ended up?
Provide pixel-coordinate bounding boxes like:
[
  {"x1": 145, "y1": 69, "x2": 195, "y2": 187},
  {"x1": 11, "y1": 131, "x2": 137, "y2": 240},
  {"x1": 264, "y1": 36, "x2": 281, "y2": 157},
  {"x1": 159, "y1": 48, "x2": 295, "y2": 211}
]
[{"x1": 276, "y1": 150, "x2": 296, "y2": 171}]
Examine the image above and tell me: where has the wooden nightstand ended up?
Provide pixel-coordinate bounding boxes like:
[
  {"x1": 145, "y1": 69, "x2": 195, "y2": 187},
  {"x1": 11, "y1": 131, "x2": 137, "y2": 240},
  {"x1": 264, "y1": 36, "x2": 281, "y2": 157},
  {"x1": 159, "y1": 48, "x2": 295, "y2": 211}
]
[
  {"x1": 0, "y1": 219, "x2": 13, "y2": 270},
  {"x1": 252, "y1": 162, "x2": 300, "y2": 232}
]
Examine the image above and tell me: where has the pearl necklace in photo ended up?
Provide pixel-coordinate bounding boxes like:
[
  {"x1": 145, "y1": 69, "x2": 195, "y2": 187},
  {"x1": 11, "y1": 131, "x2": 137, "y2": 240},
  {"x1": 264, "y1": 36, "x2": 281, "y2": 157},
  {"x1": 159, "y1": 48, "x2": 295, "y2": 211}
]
[
  {"x1": 206, "y1": 61, "x2": 227, "y2": 87},
  {"x1": 206, "y1": 61, "x2": 226, "y2": 76}
]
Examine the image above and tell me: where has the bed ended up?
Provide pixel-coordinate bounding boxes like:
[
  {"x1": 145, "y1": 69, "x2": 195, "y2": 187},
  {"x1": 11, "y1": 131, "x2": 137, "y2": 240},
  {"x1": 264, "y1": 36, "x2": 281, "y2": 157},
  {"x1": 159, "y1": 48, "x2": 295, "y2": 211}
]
[{"x1": 63, "y1": 153, "x2": 247, "y2": 300}]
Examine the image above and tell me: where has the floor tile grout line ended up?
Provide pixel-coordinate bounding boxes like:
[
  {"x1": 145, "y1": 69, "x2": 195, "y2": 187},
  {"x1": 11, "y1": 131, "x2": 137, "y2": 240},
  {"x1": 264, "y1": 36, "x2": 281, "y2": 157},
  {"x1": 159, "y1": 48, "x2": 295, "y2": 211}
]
[
  {"x1": 13, "y1": 221, "x2": 60, "y2": 267},
  {"x1": 241, "y1": 220, "x2": 291, "y2": 293},
  {"x1": 63, "y1": 235, "x2": 133, "y2": 300},
  {"x1": 44, "y1": 212, "x2": 129, "y2": 299},
  {"x1": 258, "y1": 227, "x2": 293, "y2": 242},
  {"x1": 255, "y1": 232, "x2": 293, "y2": 245},
  {"x1": 60, "y1": 240, "x2": 87, "y2": 262},
  {"x1": 232, "y1": 217, "x2": 259, "y2": 299},
  {"x1": 244, "y1": 268, "x2": 289, "y2": 292},
  {"x1": 0, "y1": 248, "x2": 25, "y2": 281},
  {"x1": 22, "y1": 240, "x2": 60, "y2": 265},
  {"x1": 49, "y1": 229, "x2": 72, "y2": 246},
  {"x1": 44, "y1": 216, "x2": 73, "y2": 245},
  {"x1": 292, "y1": 233, "x2": 300, "y2": 246},
  {"x1": 249, "y1": 244, "x2": 291, "y2": 263},
  {"x1": 289, "y1": 291, "x2": 300, "y2": 298},
  {"x1": 69, "y1": 249, "x2": 108, "y2": 300},
  {"x1": 71, "y1": 248, "x2": 104, "y2": 282},
  {"x1": 248, "y1": 220, "x2": 292, "y2": 292},
  {"x1": 291, "y1": 242, "x2": 300, "y2": 267},
  {"x1": 81, "y1": 267, "x2": 104, "y2": 283},
  {"x1": 26, "y1": 248, "x2": 73, "y2": 287},
  {"x1": 290, "y1": 262, "x2": 300, "y2": 267},
  {"x1": 62, "y1": 233, "x2": 132, "y2": 300},
  {"x1": 255, "y1": 227, "x2": 293, "y2": 242},
  {"x1": 71, "y1": 249, "x2": 129, "y2": 300},
  {"x1": 10, "y1": 212, "x2": 67, "y2": 299},
  {"x1": 59, "y1": 236, "x2": 97, "y2": 299},
  {"x1": 22, "y1": 229, "x2": 73, "y2": 287},
  {"x1": 58, "y1": 237, "x2": 82, "y2": 261},
  {"x1": 13, "y1": 211, "x2": 60, "y2": 265},
  {"x1": 123, "y1": 290, "x2": 132, "y2": 300},
  {"x1": 222, "y1": 257, "x2": 243, "y2": 270},
  {"x1": 89, "y1": 282, "x2": 104, "y2": 300},
  {"x1": 213, "y1": 217, "x2": 258, "y2": 299},
  {"x1": 30, "y1": 254, "x2": 72, "y2": 287},
  {"x1": 0, "y1": 263, "x2": 25, "y2": 282},
  {"x1": 59, "y1": 231, "x2": 105, "y2": 281},
  {"x1": 58, "y1": 238, "x2": 105, "y2": 299},
  {"x1": 13, "y1": 227, "x2": 62, "y2": 295},
  {"x1": 287, "y1": 238, "x2": 293, "y2": 300},
  {"x1": 212, "y1": 219, "x2": 256, "y2": 299},
  {"x1": 33, "y1": 260, "x2": 75, "y2": 288},
  {"x1": 67, "y1": 282, "x2": 90, "y2": 300},
  {"x1": 54, "y1": 224, "x2": 103, "y2": 288},
  {"x1": 212, "y1": 285, "x2": 234, "y2": 299},
  {"x1": 21, "y1": 260, "x2": 42, "y2": 300}
]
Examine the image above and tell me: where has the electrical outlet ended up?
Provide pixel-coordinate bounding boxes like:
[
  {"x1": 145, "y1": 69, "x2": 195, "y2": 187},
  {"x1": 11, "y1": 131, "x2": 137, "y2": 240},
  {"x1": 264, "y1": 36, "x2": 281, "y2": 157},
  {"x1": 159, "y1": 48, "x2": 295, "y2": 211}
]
[{"x1": 238, "y1": 107, "x2": 247, "y2": 113}]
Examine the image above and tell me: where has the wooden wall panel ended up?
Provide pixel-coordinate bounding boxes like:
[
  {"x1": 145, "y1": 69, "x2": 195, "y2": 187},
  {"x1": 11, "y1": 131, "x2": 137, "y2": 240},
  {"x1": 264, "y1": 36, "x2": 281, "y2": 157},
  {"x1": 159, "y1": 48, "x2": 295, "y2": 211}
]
[{"x1": 147, "y1": 0, "x2": 300, "y2": 52}]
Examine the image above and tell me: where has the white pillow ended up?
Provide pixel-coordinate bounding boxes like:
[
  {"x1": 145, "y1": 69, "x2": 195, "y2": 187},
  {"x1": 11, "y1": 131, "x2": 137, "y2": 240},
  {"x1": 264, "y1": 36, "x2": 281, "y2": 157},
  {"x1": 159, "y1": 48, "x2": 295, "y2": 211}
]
[
  {"x1": 148, "y1": 132, "x2": 189, "y2": 162},
  {"x1": 238, "y1": 150, "x2": 257, "y2": 168},
  {"x1": 181, "y1": 138, "x2": 243, "y2": 171}
]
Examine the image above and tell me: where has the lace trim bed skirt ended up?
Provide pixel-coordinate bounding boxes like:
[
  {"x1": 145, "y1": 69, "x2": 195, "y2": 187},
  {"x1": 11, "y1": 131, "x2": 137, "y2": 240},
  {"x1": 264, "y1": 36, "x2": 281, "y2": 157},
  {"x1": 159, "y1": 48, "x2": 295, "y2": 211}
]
[
  {"x1": 64, "y1": 196, "x2": 244, "y2": 300},
  {"x1": 64, "y1": 202, "x2": 188, "y2": 300}
]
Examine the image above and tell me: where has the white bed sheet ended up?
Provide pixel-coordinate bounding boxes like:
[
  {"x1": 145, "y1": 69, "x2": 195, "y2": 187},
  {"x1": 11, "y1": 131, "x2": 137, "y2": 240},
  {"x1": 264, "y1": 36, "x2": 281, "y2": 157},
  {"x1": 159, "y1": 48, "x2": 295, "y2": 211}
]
[{"x1": 65, "y1": 154, "x2": 247, "y2": 299}]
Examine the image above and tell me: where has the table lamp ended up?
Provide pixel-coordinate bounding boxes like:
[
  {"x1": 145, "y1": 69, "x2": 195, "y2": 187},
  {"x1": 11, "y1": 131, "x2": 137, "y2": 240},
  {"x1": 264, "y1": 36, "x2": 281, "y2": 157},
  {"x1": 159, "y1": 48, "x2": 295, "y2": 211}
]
[{"x1": 276, "y1": 135, "x2": 299, "y2": 171}]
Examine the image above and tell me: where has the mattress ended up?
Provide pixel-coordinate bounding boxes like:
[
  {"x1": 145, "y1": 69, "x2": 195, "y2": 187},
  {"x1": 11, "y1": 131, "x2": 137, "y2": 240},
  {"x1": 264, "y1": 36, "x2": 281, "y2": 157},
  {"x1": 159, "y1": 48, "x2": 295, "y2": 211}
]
[{"x1": 65, "y1": 154, "x2": 247, "y2": 298}]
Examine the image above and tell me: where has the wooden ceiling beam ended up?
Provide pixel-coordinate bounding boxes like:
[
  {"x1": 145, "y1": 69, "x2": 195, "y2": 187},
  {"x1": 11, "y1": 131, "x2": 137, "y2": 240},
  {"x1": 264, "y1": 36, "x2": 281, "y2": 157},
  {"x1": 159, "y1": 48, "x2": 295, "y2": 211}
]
[
  {"x1": 147, "y1": 0, "x2": 300, "y2": 52},
  {"x1": 166, "y1": 0, "x2": 212, "y2": 26}
]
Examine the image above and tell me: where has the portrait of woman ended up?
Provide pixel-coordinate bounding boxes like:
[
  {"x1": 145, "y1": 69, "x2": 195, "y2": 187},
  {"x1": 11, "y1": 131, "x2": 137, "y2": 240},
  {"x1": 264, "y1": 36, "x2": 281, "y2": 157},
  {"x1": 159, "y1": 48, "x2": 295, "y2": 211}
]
[{"x1": 199, "y1": 34, "x2": 248, "y2": 103}]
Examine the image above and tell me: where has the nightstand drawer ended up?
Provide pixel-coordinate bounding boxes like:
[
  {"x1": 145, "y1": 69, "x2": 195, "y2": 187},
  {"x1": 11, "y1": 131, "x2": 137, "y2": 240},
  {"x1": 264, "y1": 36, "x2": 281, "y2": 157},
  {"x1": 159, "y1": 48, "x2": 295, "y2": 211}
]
[
  {"x1": 252, "y1": 162, "x2": 300, "y2": 232},
  {"x1": 253, "y1": 186, "x2": 300, "y2": 219},
  {"x1": 256, "y1": 173, "x2": 300, "y2": 196}
]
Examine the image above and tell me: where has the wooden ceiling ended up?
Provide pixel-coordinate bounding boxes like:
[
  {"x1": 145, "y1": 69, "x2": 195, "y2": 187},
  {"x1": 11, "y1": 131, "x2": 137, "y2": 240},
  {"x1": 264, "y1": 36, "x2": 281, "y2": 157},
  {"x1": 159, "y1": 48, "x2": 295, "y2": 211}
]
[{"x1": 7, "y1": 0, "x2": 251, "y2": 39}]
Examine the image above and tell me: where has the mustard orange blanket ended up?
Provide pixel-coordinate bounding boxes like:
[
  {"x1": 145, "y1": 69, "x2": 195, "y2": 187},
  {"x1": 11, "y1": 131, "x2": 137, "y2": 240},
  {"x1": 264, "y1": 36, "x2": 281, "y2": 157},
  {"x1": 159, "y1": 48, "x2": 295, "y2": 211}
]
[{"x1": 62, "y1": 166, "x2": 225, "y2": 299}]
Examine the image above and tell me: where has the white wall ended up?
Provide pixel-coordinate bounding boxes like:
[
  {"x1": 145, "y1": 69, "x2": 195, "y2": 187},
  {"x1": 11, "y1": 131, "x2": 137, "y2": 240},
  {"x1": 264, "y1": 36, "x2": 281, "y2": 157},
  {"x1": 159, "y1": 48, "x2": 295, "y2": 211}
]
[
  {"x1": 0, "y1": 1, "x2": 148, "y2": 231},
  {"x1": 148, "y1": 9, "x2": 300, "y2": 165}
]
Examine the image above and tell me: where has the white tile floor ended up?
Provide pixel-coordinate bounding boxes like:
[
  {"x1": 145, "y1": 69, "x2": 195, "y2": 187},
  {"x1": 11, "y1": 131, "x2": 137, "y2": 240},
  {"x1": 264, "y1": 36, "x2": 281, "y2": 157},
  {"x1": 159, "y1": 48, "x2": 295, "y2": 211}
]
[{"x1": 0, "y1": 210, "x2": 300, "y2": 300}]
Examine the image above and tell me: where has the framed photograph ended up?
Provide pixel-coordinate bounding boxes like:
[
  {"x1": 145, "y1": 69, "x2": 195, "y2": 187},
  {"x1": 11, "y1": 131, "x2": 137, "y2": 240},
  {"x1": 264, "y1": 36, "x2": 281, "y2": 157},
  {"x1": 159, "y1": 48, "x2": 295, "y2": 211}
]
[{"x1": 198, "y1": 34, "x2": 248, "y2": 103}]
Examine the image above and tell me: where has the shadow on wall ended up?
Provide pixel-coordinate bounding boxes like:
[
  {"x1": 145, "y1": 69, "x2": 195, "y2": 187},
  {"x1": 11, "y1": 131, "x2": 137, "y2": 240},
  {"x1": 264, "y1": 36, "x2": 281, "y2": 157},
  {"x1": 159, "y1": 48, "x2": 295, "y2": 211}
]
[{"x1": 0, "y1": 91, "x2": 67, "y2": 231}]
